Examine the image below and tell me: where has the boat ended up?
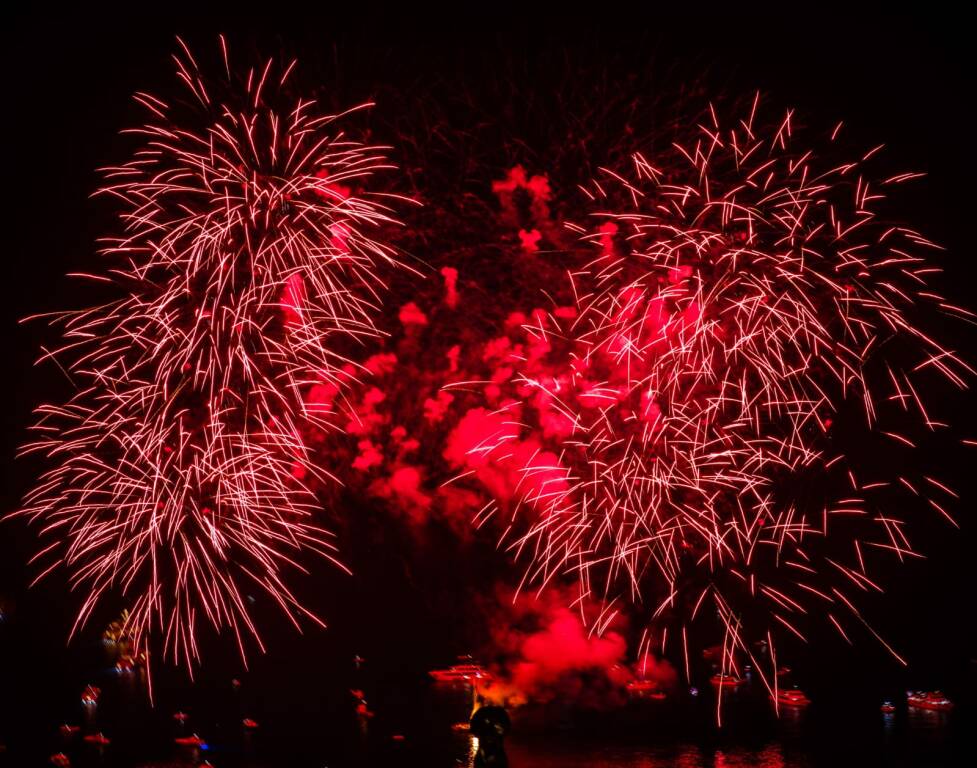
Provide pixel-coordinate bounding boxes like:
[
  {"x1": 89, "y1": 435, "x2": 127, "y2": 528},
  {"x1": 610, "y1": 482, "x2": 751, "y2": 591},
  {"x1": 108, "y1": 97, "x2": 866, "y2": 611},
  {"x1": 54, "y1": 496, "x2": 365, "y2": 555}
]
[
  {"x1": 175, "y1": 734, "x2": 207, "y2": 747},
  {"x1": 429, "y1": 662, "x2": 491, "y2": 683},
  {"x1": 80, "y1": 685, "x2": 100, "y2": 705},
  {"x1": 880, "y1": 701, "x2": 896, "y2": 714},
  {"x1": 907, "y1": 691, "x2": 953, "y2": 711},
  {"x1": 626, "y1": 679, "x2": 667, "y2": 699},
  {"x1": 59, "y1": 724, "x2": 80, "y2": 737},
  {"x1": 242, "y1": 718, "x2": 259, "y2": 729},
  {"x1": 774, "y1": 688, "x2": 810, "y2": 708},
  {"x1": 83, "y1": 733, "x2": 110, "y2": 746},
  {"x1": 710, "y1": 673, "x2": 744, "y2": 688},
  {"x1": 50, "y1": 754, "x2": 71, "y2": 767}
]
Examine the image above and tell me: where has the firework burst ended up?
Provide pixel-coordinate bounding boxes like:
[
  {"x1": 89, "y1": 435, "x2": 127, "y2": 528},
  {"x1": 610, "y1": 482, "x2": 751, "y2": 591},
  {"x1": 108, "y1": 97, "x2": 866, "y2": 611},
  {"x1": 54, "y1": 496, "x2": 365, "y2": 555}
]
[
  {"x1": 17, "y1": 37, "x2": 407, "y2": 672},
  {"x1": 450, "y1": 97, "x2": 972, "y2": 710}
]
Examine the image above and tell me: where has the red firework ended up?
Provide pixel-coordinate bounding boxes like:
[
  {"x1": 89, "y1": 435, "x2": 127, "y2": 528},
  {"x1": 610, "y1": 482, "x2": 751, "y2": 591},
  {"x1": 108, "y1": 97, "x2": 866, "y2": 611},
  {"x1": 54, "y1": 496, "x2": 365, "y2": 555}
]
[
  {"x1": 17, "y1": 38, "x2": 406, "y2": 673},
  {"x1": 444, "y1": 97, "x2": 972, "y2": 713}
]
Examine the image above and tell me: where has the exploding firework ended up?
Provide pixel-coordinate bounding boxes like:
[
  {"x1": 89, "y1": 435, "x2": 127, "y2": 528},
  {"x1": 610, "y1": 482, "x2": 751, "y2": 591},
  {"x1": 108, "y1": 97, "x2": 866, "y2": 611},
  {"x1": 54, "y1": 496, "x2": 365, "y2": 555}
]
[
  {"x1": 17, "y1": 38, "x2": 407, "y2": 673},
  {"x1": 443, "y1": 97, "x2": 972, "y2": 712}
]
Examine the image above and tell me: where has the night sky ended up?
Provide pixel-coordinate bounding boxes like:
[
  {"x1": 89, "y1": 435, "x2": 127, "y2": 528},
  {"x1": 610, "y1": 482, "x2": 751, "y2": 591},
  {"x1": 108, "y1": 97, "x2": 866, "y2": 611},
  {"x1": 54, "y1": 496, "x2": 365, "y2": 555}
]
[{"x1": 2, "y1": 5, "x2": 975, "y2": 766}]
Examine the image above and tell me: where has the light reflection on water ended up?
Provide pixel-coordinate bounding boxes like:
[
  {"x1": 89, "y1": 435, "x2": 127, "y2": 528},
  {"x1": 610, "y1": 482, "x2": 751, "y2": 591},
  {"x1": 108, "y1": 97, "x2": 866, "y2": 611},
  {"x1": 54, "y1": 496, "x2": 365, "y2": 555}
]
[{"x1": 505, "y1": 742, "x2": 801, "y2": 768}]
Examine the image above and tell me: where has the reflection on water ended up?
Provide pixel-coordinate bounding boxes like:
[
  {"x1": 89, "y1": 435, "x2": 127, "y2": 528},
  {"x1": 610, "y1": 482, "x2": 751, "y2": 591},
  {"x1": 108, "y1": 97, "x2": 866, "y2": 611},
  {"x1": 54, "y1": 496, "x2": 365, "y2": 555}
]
[
  {"x1": 479, "y1": 698, "x2": 972, "y2": 768},
  {"x1": 507, "y1": 742, "x2": 802, "y2": 768}
]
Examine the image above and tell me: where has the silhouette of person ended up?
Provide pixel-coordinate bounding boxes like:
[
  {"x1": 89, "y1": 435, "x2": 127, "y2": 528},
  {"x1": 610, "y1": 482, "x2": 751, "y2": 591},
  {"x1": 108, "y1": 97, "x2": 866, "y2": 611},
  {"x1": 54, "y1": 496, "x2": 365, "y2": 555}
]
[{"x1": 469, "y1": 704, "x2": 510, "y2": 768}]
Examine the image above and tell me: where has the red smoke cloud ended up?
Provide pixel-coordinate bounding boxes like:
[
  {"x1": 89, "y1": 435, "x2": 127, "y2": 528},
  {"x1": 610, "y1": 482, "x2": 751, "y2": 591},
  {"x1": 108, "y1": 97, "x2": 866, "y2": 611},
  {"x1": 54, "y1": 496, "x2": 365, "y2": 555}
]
[
  {"x1": 442, "y1": 406, "x2": 570, "y2": 516},
  {"x1": 474, "y1": 588, "x2": 674, "y2": 709},
  {"x1": 296, "y1": 165, "x2": 683, "y2": 704}
]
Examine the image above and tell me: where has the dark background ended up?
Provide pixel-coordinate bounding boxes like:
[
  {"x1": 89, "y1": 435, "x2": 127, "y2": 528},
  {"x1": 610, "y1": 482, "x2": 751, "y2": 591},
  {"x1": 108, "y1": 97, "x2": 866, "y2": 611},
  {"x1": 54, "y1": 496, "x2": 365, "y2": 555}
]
[{"x1": 1, "y1": 5, "x2": 974, "y2": 766}]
